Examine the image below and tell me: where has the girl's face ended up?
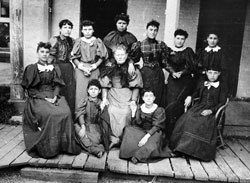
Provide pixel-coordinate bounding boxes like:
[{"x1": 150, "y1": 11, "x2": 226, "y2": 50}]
[
  {"x1": 37, "y1": 47, "x2": 50, "y2": 62},
  {"x1": 60, "y1": 24, "x2": 72, "y2": 37},
  {"x1": 114, "y1": 49, "x2": 128, "y2": 65},
  {"x1": 82, "y1": 26, "x2": 94, "y2": 39},
  {"x1": 116, "y1": 20, "x2": 128, "y2": 32},
  {"x1": 174, "y1": 35, "x2": 186, "y2": 48},
  {"x1": 147, "y1": 26, "x2": 158, "y2": 39},
  {"x1": 88, "y1": 85, "x2": 101, "y2": 98},
  {"x1": 142, "y1": 91, "x2": 155, "y2": 106},
  {"x1": 206, "y1": 70, "x2": 221, "y2": 82},
  {"x1": 207, "y1": 34, "x2": 219, "y2": 48}
]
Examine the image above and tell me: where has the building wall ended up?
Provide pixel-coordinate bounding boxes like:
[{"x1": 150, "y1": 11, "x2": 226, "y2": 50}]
[
  {"x1": 23, "y1": 0, "x2": 49, "y2": 67},
  {"x1": 127, "y1": 0, "x2": 166, "y2": 41},
  {"x1": 237, "y1": 1, "x2": 250, "y2": 98},
  {"x1": 51, "y1": 0, "x2": 81, "y2": 39},
  {"x1": 178, "y1": 0, "x2": 200, "y2": 51}
]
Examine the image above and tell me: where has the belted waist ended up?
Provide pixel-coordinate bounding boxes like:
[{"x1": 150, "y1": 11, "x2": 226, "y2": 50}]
[
  {"x1": 143, "y1": 62, "x2": 160, "y2": 68},
  {"x1": 38, "y1": 85, "x2": 53, "y2": 91}
]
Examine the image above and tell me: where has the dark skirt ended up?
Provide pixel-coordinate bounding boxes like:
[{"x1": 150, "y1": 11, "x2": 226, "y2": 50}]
[
  {"x1": 170, "y1": 103, "x2": 217, "y2": 162},
  {"x1": 57, "y1": 62, "x2": 76, "y2": 116},
  {"x1": 140, "y1": 66, "x2": 166, "y2": 107},
  {"x1": 119, "y1": 126, "x2": 172, "y2": 162},
  {"x1": 23, "y1": 96, "x2": 81, "y2": 158}
]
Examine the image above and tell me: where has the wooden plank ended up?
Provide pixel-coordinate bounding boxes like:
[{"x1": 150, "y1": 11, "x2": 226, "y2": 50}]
[
  {"x1": 0, "y1": 124, "x2": 5, "y2": 130},
  {"x1": 0, "y1": 141, "x2": 25, "y2": 168},
  {"x1": 189, "y1": 159, "x2": 209, "y2": 181},
  {"x1": 72, "y1": 152, "x2": 88, "y2": 169},
  {"x1": 45, "y1": 154, "x2": 63, "y2": 168},
  {"x1": 21, "y1": 167, "x2": 98, "y2": 183},
  {"x1": 29, "y1": 158, "x2": 47, "y2": 167},
  {"x1": 218, "y1": 146, "x2": 250, "y2": 182},
  {"x1": 170, "y1": 157, "x2": 193, "y2": 179},
  {"x1": 11, "y1": 150, "x2": 32, "y2": 167},
  {"x1": 215, "y1": 150, "x2": 239, "y2": 183},
  {"x1": 85, "y1": 153, "x2": 107, "y2": 172},
  {"x1": 239, "y1": 139, "x2": 250, "y2": 152},
  {"x1": 0, "y1": 125, "x2": 22, "y2": 148},
  {"x1": 0, "y1": 125, "x2": 17, "y2": 139},
  {"x1": 201, "y1": 160, "x2": 227, "y2": 182},
  {"x1": 0, "y1": 132, "x2": 23, "y2": 160},
  {"x1": 128, "y1": 161, "x2": 149, "y2": 175},
  {"x1": 107, "y1": 149, "x2": 128, "y2": 174},
  {"x1": 148, "y1": 158, "x2": 174, "y2": 177},
  {"x1": 58, "y1": 154, "x2": 76, "y2": 169}
]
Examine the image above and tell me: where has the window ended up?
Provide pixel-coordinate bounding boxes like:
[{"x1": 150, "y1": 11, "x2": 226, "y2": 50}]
[{"x1": 0, "y1": 0, "x2": 10, "y2": 63}]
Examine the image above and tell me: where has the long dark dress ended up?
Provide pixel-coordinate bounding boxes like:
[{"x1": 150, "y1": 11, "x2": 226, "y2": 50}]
[
  {"x1": 74, "y1": 97, "x2": 105, "y2": 157},
  {"x1": 21, "y1": 62, "x2": 81, "y2": 158},
  {"x1": 120, "y1": 104, "x2": 172, "y2": 162},
  {"x1": 130, "y1": 38, "x2": 169, "y2": 107},
  {"x1": 170, "y1": 79, "x2": 227, "y2": 161},
  {"x1": 49, "y1": 35, "x2": 76, "y2": 115},
  {"x1": 165, "y1": 47, "x2": 196, "y2": 138}
]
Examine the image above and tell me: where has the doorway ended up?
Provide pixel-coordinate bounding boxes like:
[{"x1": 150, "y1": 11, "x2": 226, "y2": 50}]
[
  {"x1": 196, "y1": 0, "x2": 248, "y2": 97},
  {"x1": 81, "y1": 0, "x2": 127, "y2": 39}
]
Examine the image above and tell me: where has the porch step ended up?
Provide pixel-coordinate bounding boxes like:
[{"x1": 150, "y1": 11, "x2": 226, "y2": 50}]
[{"x1": 21, "y1": 167, "x2": 99, "y2": 183}]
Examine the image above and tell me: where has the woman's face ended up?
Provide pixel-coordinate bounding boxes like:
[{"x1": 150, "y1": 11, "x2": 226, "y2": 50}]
[
  {"x1": 207, "y1": 34, "x2": 219, "y2": 48},
  {"x1": 60, "y1": 24, "x2": 72, "y2": 37},
  {"x1": 174, "y1": 35, "x2": 186, "y2": 48},
  {"x1": 114, "y1": 49, "x2": 128, "y2": 65},
  {"x1": 88, "y1": 85, "x2": 101, "y2": 98},
  {"x1": 146, "y1": 26, "x2": 158, "y2": 39},
  {"x1": 142, "y1": 92, "x2": 155, "y2": 105},
  {"x1": 116, "y1": 20, "x2": 128, "y2": 32},
  {"x1": 82, "y1": 26, "x2": 94, "y2": 39},
  {"x1": 206, "y1": 70, "x2": 221, "y2": 82},
  {"x1": 37, "y1": 47, "x2": 50, "y2": 62}
]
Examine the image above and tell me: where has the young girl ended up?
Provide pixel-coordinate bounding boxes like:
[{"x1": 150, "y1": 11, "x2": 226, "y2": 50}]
[
  {"x1": 74, "y1": 79, "x2": 105, "y2": 158},
  {"x1": 170, "y1": 66, "x2": 227, "y2": 162},
  {"x1": 119, "y1": 88, "x2": 172, "y2": 164},
  {"x1": 49, "y1": 19, "x2": 76, "y2": 115},
  {"x1": 71, "y1": 20, "x2": 108, "y2": 109},
  {"x1": 21, "y1": 42, "x2": 80, "y2": 158}
]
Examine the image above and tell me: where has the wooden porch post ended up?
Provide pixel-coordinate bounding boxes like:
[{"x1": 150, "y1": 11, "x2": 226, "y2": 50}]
[{"x1": 9, "y1": 0, "x2": 24, "y2": 113}]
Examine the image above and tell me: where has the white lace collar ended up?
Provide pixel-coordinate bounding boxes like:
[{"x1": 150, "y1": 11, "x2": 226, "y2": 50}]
[
  {"x1": 37, "y1": 63, "x2": 54, "y2": 72},
  {"x1": 205, "y1": 46, "x2": 221, "y2": 52},
  {"x1": 140, "y1": 103, "x2": 158, "y2": 114},
  {"x1": 171, "y1": 46, "x2": 187, "y2": 52},
  {"x1": 81, "y1": 36, "x2": 96, "y2": 46}
]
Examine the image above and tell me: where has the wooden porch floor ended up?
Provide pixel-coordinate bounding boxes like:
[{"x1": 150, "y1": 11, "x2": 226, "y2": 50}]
[{"x1": 0, "y1": 124, "x2": 250, "y2": 182}]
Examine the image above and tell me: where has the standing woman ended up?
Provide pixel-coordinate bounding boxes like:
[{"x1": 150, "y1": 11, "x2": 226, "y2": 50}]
[
  {"x1": 49, "y1": 19, "x2": 76, "y2": 114},
  {"x1": 103, "y1": 13, "x2": 137, "y2": 76},
  {"x1": 130, "y1": 20, "x2": 169, "y2": 107},
  {"x1": 165, "y1": 29, "x2": 196, "y2": 138},
  {"x1": 22, "y1": 42, "x2": 81, "y2": 158}
]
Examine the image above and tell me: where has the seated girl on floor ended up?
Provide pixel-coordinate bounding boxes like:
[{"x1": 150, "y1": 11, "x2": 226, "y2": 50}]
[
  {"x1": 74, "y1": 79, "x2": 105, "y2": 158},
  {"x1": 119, "y1": 88, "x2": 172, "y2": 164},
  {"x1": 170, "y1": 65, "x2": 227, "y2": 162}
]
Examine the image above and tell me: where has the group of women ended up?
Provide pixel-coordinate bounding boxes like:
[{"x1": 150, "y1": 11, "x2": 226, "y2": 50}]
[{"x1": 22, "y1": 13, "x2": 228, "y2": 163}]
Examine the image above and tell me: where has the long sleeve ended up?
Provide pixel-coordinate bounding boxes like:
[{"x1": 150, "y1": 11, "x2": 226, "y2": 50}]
[
  {"x1": 147, "y1": 107, "x2": 166, "y2": 136},
  {"x1": 160, "y1": 41, "x2": 170, "y2": 69},
  {"x1": 129, "y1": 41, "x2": 142, "y2": 63},
  {"x1": 210, "y1": 84, "x2": 227, "y2": 114}
]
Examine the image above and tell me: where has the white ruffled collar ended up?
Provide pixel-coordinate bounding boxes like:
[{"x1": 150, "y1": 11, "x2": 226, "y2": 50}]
[
  {"x1": 171, "y1": 46, "x2": 187, "y2": 52},
  {"x1": 140, "y1": 103, "x2": 158, "y2": 114},
  {"x1": 81, "y1": 36, "x2": 96, "y2": 46},
  {"x1": 37, "y1": 63, "x2": 54, "y2": 72},
  {"x1": 205, "y1": 45, "x2": 221, "y2": 52}
]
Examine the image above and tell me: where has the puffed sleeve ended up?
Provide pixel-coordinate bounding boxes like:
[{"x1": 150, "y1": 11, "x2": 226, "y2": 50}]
[
  {"x1": 182, "y1": 47, "x2": 196, "y2": 74},
  {"x1": 159, "y1": 41, "x2": 169, "y2": 68},
  {"x1": 48, "y1": 36, "x2": 58, "y2": 63},
  {"x1": 75, "y1": 98, "x2": 88, "y2": 120},
  {"x1": 96, "y1": 38, "x2": 109, "y2": 60},
  {"x1": 147, "y1": 107, "x2": 166, "y2": 136},
  {"x1": 164, "y1": 47, "x2": 175, "y2": 74},
  {"x1": 129, "y1": 41, "x2": 142, "y2": 63},
  {"x1": 128, "y1": 68, "x2": 143, "y2": 88},
  {"x1": 53, "y1": 64, "x2": 65, "y2": 86},
  {"x1": 71, "y1": 38, "x2": 82, "y2": 60}
]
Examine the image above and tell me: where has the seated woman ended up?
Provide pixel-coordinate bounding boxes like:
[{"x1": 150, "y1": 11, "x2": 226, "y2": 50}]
[
  {"x1": 170, "y1": 65, "x2": 227, "y2": 162},
  {"x1": 100, "y1": 44, "x2": 143, "y2": 150},
  {"x1": 21, "y1": 42, "x2": 81, "y2": 158},
  {"x1": 74, "y1": 79, "x2": 105, "y2": 158},
  {"x1": 119, "y1": 88, "x2": 172, "y2": 164}
]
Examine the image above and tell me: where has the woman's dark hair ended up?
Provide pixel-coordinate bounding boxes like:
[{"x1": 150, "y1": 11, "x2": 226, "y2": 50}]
[
  {"x1": 81, "y1": 20, "x2": 95, "y2": 29},
  {"x1": 142, "y1": 87, "x2": 155, "y2": 96},
  {"x1": 59, "y1": 19, "x2": 73, "y2": 28},
  {"x1": 114, "y1": 13, "x2": 130, "y2": 24},
  {"x1": 36, "y1": 42, "x2": 51, "y2": 52},
  {"x1": 146, "y1": 20, "x2": 160, "y2": 29},
  {"x1": 206, "y1": 28, "x2": 220, "y2": 38},
  {"x1": 87, "y1": 79, "x2": 101, "y2": 90},
  {"x1": 174, "y1": 29, "x2": 188, "y2": 39}
]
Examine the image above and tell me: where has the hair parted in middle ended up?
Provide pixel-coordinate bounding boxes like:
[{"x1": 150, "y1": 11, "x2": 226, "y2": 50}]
[
  {"x1": 37, "y1": 42, "x2": 51, "y2": 52},
  {"x1": 81, "y1": 20, "x2": 95, "y2": 29},
  {"x1": 114, "y1": 13, "x2": 130, "y2": 24},
  {"x1": 174, "y1": 29, "x2": 188, "y2": 39},
  {"x1": 146, "y1": 19, "x2": 160, "y2": 29}
]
